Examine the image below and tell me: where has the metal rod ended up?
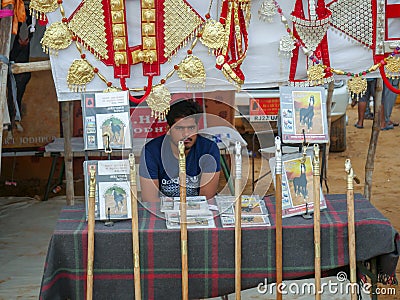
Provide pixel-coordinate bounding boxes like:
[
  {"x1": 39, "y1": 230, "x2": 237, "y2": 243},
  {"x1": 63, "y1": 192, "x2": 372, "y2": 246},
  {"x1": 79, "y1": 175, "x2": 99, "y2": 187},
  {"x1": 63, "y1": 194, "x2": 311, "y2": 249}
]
[
  {"x1": 179, "y1": 141, "x2": 188, "y2": 300},
  {"x1": 129, "y1": 154, "x2": 142, "y2": 300},
  {"x1": 312, "y1": 144, "x2": 321, "y2": 299},
  {"x1": 234, "y1": 142, "x2": 242, "y2": 300},
  {"x1": 274, "y1": 137, "x2": 283, "y2": 300},
  {"x1": 86, "y1": 166, "x2": 96, "y2": 300}
]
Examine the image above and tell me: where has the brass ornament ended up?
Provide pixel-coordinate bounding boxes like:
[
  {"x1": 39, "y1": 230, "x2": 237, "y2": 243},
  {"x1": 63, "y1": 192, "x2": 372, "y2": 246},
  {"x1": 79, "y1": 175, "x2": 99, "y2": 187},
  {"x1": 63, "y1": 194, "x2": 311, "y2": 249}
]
[
  {"x1": 67, "y1": 59, "x2": 95, "y2": 92},
  {"x1": 67, "y1": 0, "x2": 109, "y2": 60},
  {"x1": 41, "y1": 22, "x2": 72, "y2": 55},
  {"x1": 385, "y1": 56, "x2": 400, "y2": 79},
  {"x1": 163, "y1": 0, "x2": 203, "y2": 59},
  {"x1": 146, "y1": 85, "x2": 171, "y2": 120},
  {"x1": 307, "y1": 64, "x2": 325, "y2": 86},
  {"x1": 177, "y1": 55, "x2": 206, "y2": 87},
  {"x1": 221, "y1": 63, "x2": 244, "y2": 89},
  {"x1": 200, "y1": 19, "x2": 226, "y2": 51},
  {"x1": 29, "y1": 0, "x2": 59, "y2": 20},
  {"x1": 347, "y1": 76, "x2": 367, "y2": 100}
]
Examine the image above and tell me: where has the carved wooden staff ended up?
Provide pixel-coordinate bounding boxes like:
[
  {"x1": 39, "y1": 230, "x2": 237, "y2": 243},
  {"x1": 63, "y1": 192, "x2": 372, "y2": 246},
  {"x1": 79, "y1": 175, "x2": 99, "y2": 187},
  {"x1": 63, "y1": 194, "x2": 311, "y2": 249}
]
[
  {"x1": 178, "y1": 141, "x2": 188, "y2": 300},
  {"x1": 129, "y1": 154, "x2": 142, "y2": 300},
  {"x1": 234, "y1": 141, "x2": 242, "y2": 300},
  {"x1": 274, "y1": 137, "x2": 283, "y2": 300},
  {"x1": 345, "y1": 159, "x2": 358, "y2": 300},
  {"x1": 312, "y1": 144, "x2": 321, "y2": 299},
  {"x1": 87, "y1": 166, "x2": 96, "y2": 300}
]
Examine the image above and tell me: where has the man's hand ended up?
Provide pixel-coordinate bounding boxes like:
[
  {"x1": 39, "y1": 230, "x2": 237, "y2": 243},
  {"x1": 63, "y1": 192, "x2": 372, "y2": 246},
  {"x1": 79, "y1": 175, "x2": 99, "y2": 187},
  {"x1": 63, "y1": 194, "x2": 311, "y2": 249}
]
[
  {"x1": 140, "y1": 177, "x2": 160, "y2": 202},
  {"x1": 199, "y1": 171, "x2": 220, "y2": 200}
]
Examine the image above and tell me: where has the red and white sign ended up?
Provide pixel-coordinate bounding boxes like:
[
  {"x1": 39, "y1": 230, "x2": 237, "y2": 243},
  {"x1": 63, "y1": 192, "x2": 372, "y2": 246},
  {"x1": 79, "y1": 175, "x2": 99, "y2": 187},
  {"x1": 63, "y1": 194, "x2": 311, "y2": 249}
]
[{"x1": 249, "y1": 97, "x2": 280, "y2": 122}]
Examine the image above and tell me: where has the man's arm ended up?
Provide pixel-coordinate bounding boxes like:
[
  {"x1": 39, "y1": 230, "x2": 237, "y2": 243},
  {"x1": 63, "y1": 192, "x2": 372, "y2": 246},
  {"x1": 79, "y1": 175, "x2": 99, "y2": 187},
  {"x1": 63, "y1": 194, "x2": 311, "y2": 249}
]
[
  {"x1": 139, "y1": 177, "x2": 160, "y2": 202},
  {"x1": 199, "y1": 171, "x2": 220, "y2": 200}
]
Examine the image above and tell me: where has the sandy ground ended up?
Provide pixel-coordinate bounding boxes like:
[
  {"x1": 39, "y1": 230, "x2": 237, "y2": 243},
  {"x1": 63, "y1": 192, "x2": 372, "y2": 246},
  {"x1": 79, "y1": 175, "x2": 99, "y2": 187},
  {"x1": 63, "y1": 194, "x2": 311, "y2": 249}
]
[{"x1": 0, "y1": 106, "x2": 399, "y2": 299}]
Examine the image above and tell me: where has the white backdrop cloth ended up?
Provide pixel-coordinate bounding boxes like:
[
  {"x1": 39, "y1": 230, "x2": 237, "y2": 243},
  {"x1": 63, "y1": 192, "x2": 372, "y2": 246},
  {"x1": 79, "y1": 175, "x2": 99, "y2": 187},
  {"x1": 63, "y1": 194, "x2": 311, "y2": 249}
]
[{"x1": 46, "y1": 0, "x2": 385, "y2": 101}]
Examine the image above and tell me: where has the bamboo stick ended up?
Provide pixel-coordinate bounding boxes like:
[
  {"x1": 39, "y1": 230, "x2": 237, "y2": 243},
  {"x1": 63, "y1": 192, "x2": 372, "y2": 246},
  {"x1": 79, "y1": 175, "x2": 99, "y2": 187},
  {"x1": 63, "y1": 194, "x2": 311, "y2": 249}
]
[
  {"x1": 234, "y1": 141, "x2": 242, "y2": 300},
  {"x1": 178, "y1": 141, "x2": 188, "y2": 300},
  {"x1": 345, "y1": 159, "x2": 357, "y2": 300},
  {"x1": 274, "y1": 137, "x2": 283, "y2": 300},
  {"x1": 86, "y1": 166, "x2": 96, "y2": 300},
  {"x1": 0, "y1": 5, "x2": 13, "y2": 175},
  {"x1": 11, "y1": 60, "x2": 51, "y2": 74},
  {"x1": 129, "y1": 154, "x2": 141, "y2": 300},
  {"x1": 312, "y1": 145, "x2": 321, "y2": 299}
]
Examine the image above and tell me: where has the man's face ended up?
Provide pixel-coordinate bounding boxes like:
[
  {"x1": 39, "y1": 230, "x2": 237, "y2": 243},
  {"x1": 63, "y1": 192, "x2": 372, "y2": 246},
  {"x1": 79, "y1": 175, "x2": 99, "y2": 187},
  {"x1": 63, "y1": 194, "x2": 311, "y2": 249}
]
[{"x1": 168, "y1": 117, "x2": 198, "y2": 150}]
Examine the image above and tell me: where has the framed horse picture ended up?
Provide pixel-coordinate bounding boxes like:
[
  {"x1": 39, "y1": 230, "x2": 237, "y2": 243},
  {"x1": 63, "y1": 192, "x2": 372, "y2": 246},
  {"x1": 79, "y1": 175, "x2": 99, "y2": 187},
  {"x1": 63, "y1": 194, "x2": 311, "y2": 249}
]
[
  {"x1": 82, "y1": 91, "x2": 132, "y2": 150},
  {"x1": 279, "y1": 86, "x2": 329, "y2": 144},
  {"x1": 83, "y1": 159, "x2": 132, "y2": 221},
  {"x1": 269, "y1": 150, "x2": 326, "y2": 218}
]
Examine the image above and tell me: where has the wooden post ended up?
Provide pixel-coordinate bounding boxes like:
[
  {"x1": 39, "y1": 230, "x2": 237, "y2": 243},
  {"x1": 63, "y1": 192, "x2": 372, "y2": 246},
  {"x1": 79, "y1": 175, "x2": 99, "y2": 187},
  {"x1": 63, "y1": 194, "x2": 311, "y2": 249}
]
[
  {"x1": 11, "y1": 60, "x2": 51, "y2": 74},
  {"x1": 61, "y1": 101, "x2": 75, "y2": 205},
  {"x1": 364, "y1": 78, "x2": 382, "y2": 201},
  {"x1": 0, "y1": 6, "x2": 13, "y2": 174},
  {"x1": 86, "y1": 165, "x2": 96, "y2": 300},
  {"x1": 129, "y1": 154, "x2": 142, "y2": 300},
  {"x1": 345, "y1": 159, "x2": 357, "y2": 300},
  {"x1": 178, "y1": 141, "x2": 188, "y2": 300},
  {"x1": 312, "y1": 144, "x2": 321, "y2": 299},
  {"x1": 324, "y1": 81, "x2": 334, "y2": 192},
  {"x1": 234, "y1": 141, "x2": 242, "y2": 300},
  {"x1": 274, "y1": 137, "x2": 283, "y2": 300}
]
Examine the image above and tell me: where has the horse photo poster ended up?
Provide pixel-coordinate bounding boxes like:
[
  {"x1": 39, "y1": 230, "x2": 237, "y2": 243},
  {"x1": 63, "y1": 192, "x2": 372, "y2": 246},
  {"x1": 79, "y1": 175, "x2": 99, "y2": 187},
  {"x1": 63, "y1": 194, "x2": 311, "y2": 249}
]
[
  {"x1": 82, "y1": 91, "x2": 132, "y2": 150},
  {"x1": 270, "y1": 151, "x2": 326, "y2": 218},
  {"x1": 83, "y1": 159, "x2": 132, "y2": 221},
  {"x1": 279, "y1": 86, "x2": 329, "y2": 144}
]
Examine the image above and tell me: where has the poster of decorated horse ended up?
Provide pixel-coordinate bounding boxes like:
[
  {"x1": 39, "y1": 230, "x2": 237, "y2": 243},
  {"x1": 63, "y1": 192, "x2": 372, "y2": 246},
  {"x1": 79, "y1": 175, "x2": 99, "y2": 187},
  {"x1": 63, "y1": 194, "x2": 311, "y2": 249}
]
[
  {"x1": 280, "y1": 86, "x2": 329, "y2": 144},
  {"x1": 82, "y1": 91, "x2": 132, "y2": 150},
  {"x1": 270, "y1": 152, "x2": 326, "y2": 218},
  {"x1": 83, "y1": 159, "x2": 132, "y2": 220}
]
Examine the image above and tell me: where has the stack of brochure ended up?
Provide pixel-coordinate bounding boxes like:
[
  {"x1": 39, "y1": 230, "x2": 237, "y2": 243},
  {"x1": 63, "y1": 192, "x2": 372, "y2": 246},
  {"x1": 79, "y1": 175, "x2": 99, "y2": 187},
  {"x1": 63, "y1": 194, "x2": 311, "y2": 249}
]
[
  {"x1": 160, "y1": 196, "x2": 216, "y2": 229},
  {"x1": 215, "y1": 195, "x2": 271, "y2": 227}
]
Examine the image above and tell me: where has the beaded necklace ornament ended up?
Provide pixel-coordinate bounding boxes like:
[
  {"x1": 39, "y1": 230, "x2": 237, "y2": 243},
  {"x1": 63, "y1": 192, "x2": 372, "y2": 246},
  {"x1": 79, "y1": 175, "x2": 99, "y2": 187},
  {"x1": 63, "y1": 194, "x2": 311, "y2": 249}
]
[
  {"x1": 289, "y1": 0, "x2": 333, "y2": 86},
  {"x1": 259, "y1": 0, "x2": 333, "y2": 87},
  {"x1": 258, "y1": 0, "x2": 400, "y2": 97},
  {"x1": 36, "y1": 0, "x2": 207, "y2": 111},
  {"x1": 214, "y1": 0, "x2": 252, "y2": 88},
  {"x1": 327, "y1": 0, "x2": 373, "y2": 48}
]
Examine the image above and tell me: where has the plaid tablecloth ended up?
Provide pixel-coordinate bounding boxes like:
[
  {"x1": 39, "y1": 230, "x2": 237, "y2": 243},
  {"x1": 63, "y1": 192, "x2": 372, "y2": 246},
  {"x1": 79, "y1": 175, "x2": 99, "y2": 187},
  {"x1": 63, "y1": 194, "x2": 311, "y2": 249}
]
[{"x1": 39, "y1": 194, "x2": 399, "y2": 300}]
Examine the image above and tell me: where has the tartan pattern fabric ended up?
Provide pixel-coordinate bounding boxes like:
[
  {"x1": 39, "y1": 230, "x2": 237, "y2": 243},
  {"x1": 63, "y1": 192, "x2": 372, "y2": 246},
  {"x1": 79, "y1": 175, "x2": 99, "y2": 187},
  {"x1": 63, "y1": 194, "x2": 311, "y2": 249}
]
[{"x1": 39, "y1": 194, "x2": 399, "y2": 300}]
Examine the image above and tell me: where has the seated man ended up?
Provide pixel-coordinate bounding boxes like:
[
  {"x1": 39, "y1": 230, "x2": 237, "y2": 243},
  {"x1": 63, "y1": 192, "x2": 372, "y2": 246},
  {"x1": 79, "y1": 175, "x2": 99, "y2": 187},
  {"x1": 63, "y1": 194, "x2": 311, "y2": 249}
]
[{"x1": 139, "y1": 100, "x2": 221, "y2": 202}]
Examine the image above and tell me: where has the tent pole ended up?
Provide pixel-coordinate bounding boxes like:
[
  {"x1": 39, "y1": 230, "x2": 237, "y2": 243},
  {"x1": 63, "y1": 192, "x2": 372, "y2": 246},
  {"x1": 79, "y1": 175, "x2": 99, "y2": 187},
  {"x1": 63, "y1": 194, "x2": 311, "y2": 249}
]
[
  {"x1": 364, "y1": 78, "x2": 382, "y2": 201},
  {"x1": 324, "y1": 81, "x2": 334, "y2": 193},
  {"x1": 61, "y1": 101, "x2": 75, "y2": 205}
]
